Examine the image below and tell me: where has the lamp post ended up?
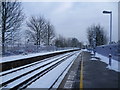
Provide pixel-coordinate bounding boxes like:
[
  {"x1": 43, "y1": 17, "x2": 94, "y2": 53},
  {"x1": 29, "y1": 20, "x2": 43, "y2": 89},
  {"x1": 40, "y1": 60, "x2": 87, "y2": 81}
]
[
  {"x1": 103, "y1": 10, "x2": 112, "y2": 44},
  {"x1": 103, "y1": 10, "x2": 112, "y2": 66}
]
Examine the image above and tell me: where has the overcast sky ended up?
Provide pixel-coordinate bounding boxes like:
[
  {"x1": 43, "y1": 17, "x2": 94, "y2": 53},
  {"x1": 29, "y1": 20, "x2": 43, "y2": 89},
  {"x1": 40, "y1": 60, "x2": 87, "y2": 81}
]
[{"x1": 22, "y1": 1, "x2": 118, "y2": 44}]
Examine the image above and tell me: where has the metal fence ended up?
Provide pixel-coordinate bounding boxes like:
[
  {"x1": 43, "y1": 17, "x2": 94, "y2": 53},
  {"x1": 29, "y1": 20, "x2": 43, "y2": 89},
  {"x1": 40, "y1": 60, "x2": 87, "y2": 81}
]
[{"x1": 95, "y1": 43, "x2": 119, "y2": 61}]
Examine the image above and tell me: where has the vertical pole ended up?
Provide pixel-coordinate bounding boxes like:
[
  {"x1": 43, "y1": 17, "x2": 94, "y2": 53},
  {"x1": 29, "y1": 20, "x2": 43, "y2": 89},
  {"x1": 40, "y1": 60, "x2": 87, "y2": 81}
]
[
  {"x1": 109, "y1": 12, "x2": 112, "y2": 66},
  {"x1": 110, "y1": 12, "x2": 112, "y2": 44}
]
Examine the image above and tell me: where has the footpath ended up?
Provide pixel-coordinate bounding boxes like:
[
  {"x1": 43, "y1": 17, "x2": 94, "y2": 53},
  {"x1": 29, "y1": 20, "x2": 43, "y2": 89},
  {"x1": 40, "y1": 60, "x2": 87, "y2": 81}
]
[{"x1": 58, "y1": 50, "x2": 119, "y2": 89}]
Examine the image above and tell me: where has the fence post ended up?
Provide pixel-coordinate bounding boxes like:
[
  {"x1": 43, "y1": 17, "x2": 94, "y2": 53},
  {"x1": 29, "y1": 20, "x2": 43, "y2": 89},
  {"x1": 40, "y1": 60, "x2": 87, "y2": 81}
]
[{"x1": 109, "y1": 54, "x2": 112, "y2": 66}]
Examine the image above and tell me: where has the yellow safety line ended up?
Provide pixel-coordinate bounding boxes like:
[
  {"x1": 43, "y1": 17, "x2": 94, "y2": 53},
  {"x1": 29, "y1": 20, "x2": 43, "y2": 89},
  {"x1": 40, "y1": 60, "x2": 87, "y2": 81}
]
[{"x1": 80, "y1": 54, "x2": 83, "y2": 90}]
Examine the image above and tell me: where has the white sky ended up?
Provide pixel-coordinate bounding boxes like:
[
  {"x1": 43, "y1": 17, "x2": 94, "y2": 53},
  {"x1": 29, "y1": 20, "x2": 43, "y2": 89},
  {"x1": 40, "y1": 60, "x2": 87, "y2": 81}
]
[{"x1": 22, "y1": 1, "x2": 118, "y2": 43}]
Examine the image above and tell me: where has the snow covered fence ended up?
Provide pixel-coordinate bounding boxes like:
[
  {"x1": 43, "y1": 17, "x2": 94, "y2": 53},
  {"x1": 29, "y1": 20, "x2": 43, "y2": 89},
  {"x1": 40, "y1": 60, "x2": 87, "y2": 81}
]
[
  {"x1": 3, "y1": 44, "x2": 79, "y2": 57},
  {"x1": 4, "y1": 45, "x2": 58, "y2": 56},
  {"x1": 95, "y1": 44, "x2": 119, "y2": 61}
]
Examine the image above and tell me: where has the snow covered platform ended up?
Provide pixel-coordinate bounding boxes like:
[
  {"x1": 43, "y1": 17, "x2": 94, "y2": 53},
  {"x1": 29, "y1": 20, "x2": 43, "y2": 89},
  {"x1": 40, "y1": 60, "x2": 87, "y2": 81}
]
[
  {"x1": 59, "y1": 50, "x2": 120, "y2": 89},
  {"x1": 83, "y1": 51, "x2": 119, "y2": 88},
  {"x1": 0, "y1": 49, "x2": 80, "y2": 63}
]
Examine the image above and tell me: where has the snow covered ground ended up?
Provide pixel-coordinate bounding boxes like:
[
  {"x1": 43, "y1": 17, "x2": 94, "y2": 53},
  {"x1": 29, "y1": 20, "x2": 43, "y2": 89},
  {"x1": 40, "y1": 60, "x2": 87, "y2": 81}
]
[
  {"x1": 0, "y1": 49, "x2": 79, "y2": 63},
  {"x1": 95, "y1": 53, "x2": 120, "y2": 72}
]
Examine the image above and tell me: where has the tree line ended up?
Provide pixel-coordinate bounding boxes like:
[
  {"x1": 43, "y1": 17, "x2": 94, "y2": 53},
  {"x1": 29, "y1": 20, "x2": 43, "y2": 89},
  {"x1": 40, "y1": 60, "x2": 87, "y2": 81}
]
[
  {"x1": 1, "y1": 0, "x2": 110, "y2": 55},
  {"x1": 87, "y1": 24, "x2": 108, "y2": 49},
  {"x1": 1, "y1": 0, "x2": 83, "y2": 55},
  {"x1": 54, "y1": 35, "x2": 83, "y2": 48}
]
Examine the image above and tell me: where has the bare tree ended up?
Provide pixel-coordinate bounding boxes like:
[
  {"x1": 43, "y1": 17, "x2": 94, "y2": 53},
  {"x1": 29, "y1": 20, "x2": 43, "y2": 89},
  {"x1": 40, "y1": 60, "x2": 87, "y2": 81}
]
[
  {"x1": 0, "y1": 1, "x2": 1, "y2": 30},
  {"x1": 24, "y1": 29, "x2": 33, "y2": 43},
  {"x1": 43, "y1": 22, "x2": 55, "y2": 46},
  {"x1": 27, "y1": 16, "x2": 56, "y2": 46},
  {"x1": 1, "y1": 0, "x2": 24, "y2": 55},
  {"x1": 70, "y1": 38, "x2": 80, "y2": 47},
  {"x1": 87, "y1": 24, "x2": 108, "y2": 48},
  {"x1": 26, "y1": 16, "x2": 46, "y2": 45},
  {"x1": 0, "y1": 1, "x2": 2, "y2": 55},
  {"x1": 54, "y1": 35, "x2": 66, "y2": 47}
]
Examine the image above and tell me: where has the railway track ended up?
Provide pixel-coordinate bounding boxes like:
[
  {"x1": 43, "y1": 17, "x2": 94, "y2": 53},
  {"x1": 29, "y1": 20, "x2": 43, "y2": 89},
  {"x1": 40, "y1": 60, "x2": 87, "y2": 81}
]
[
  {"x1": 1, "y1": 51, "x2": 80, "y2": 89},
  {"x1": 1, "y1": 49, "x2": 80, "y2": 71},
  {"x1": 0, "y1": 52, "x2": 72, "y2": 76}
]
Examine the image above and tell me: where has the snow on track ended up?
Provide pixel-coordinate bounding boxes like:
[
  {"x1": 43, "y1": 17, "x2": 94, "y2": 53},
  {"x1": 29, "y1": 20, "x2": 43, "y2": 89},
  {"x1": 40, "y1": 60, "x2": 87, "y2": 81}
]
[
  {"x1": 1, "y1": 51, "x2": 80, "y2": 89},
  {"x1": 0, "y1": 53, "x2": 68, "y2": 76},
  {"x1": 27, "y1": 51, "x2": 80, "y2": 88},
  {"x1": 0, "y1": 52, "x2": 72, "y2": 85}
]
